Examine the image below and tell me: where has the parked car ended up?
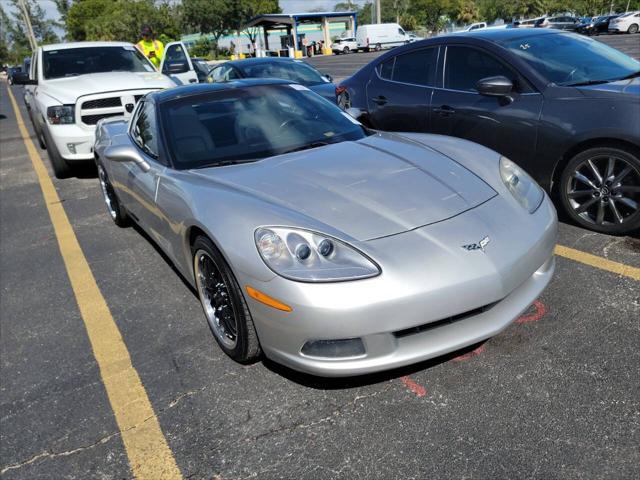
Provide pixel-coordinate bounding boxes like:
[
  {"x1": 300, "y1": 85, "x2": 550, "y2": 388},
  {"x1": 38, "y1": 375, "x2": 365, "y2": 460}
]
[
  {"x1": 191, "y1": 57, "x2": 212, "y2": 82},
  {"x1": 545, "y1": 16, "x2": 581, "y2": 30},
  {"x1": 331, "y1": 37, "x2": 359, "y2": 54},
  {"x1": 464, "y1": 22, "x2": 487, "y2": 32},
  {"x1": 13, "y1": 41, "x2": 196, "y2": 178},
  {"x1": 7, "y1": 66, "x2": 22, "y2": 85},
  {"x1": 337, "y1": 29, "x2": 640, "y2": 234},
  {"x1": 576, "y1": 15, "x2": 620, "y2": 35},
  {"x1": 206, "y1": 57, "x2": 337, "y2": 103},
  {"x1": 407, "y1": 33, "x2": 424, "y2": 41},
  {"x1": 608, "y1": 11, "x2": 640, "y2": 33},
  {"x1": 356, "y1": 23, "x2": 409, "y2": 52},
  {"x1": 94, "y1": 79, "x2": 557, "y2": 376}
]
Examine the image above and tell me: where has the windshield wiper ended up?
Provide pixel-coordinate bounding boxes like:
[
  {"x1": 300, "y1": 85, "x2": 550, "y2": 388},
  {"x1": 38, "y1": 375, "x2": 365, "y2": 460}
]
[
  {"x1": 278, "y1": 141, "x2": 331, "y2": 155},
  {"x1": 566, "y1": 70, "x2": 640, "y2": 87}
]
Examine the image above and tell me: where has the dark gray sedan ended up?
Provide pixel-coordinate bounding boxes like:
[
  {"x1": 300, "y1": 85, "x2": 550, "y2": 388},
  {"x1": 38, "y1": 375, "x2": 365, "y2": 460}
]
[{"x1": 207, "y1": 57, "x2": 338, "y2": 104}]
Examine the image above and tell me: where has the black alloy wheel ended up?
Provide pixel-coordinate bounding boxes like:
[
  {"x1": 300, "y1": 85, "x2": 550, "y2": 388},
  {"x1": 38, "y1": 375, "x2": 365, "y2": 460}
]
[
  {"x1": 560, "y1": 147, "x2": 640, "y2": 234},
  {"x1": 192, "y1": 236, "x2": 261, "y2": 362}
]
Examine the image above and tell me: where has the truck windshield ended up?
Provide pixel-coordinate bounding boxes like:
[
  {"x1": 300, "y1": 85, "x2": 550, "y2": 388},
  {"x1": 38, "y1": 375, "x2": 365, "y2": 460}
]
[{"x1": 43, "y1": 46, "x2": 155, "y2": 79}]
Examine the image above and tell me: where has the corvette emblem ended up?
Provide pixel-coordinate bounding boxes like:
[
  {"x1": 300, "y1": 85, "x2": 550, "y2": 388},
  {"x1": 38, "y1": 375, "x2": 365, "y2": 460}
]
[{"x1": 461, "y1": 236, "x2": 491, "y2": 253}]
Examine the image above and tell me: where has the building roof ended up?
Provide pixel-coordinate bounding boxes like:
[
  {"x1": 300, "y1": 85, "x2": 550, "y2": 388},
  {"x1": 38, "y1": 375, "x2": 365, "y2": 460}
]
[{"x1": 245, "y1": 11, "x2": 357, "y2": 29}]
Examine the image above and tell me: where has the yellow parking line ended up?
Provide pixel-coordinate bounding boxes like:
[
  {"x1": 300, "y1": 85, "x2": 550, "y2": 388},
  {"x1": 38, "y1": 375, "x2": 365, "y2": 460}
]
[
  {"x1": 6, "y1": 88, "x2": 182, "y2": 478},
  {"x1": 555, "y1": 245, "x2": 640, "y2": 281}
]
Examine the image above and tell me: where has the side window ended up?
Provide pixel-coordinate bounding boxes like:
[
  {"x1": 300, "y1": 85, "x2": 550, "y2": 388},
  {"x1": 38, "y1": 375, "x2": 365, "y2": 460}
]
[
  {"x1": 209, "y1": 66, "x2": 223, "y2": 82},
  {"x1": 224, "y1": 67, "x2": 240, "y2": 81},
  {"x1": 393, "y1": 48, "x2": 437, "y2": 86},
  {"x1": 132, "y1": 102, "x2": 159, "y2": 158},
  {"x1": 378, "y1": 57, "x2": 394, "y2": 80},
  {"x1": 445, "y1": 46, "x2": 526, "y2": 92},
  {"x1": 398, "y1": 28, "x2": 405, "y2": 35}
]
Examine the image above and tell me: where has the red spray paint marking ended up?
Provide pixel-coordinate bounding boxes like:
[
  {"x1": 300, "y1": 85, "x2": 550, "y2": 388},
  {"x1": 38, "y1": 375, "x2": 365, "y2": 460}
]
[
  {"x1": 400, "y1": 375, "x2": 427, "y2": 397},
  {"x1": 452, "y1": 344, "x2": 486, "y2": 362},
  {"x1": 516, "y1": 300, "x2": 547, "y2": 324}
]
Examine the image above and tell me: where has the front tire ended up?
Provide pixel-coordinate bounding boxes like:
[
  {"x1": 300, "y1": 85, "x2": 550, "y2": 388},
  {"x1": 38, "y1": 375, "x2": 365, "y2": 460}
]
[
  {"x1": 628, "y1": 23, "x2": 639, "y2": 34},
  {"x1": 559, "y1": 147, "x2": 640, "y2": 235},
  {"x1": 192, "y1": 236, "x2": 261, "y2": 363},
  {"x1": 374, "y1": 43, "x2": 382, "y2": 52},
  {"x1": 97, "y1": 163, "x2": 130, "y2": 227},
  {"x1": 42, "y1": 124, "x2": 72, "y2": 179}
]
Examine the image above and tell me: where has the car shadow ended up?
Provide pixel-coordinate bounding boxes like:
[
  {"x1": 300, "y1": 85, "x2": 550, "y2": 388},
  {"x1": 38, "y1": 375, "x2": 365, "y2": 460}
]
[{"x1": 262, "y1": 341, "x2": 487, "y2": 390}]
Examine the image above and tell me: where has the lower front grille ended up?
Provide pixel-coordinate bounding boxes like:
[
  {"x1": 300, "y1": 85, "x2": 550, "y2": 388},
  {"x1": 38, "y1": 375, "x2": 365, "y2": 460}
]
[
  {"x1": 81, "y1": 112, "x2": 123, "y2": 125},
  {"x1": 393, "y1": 302, "x2": 498, "y2": 338}
]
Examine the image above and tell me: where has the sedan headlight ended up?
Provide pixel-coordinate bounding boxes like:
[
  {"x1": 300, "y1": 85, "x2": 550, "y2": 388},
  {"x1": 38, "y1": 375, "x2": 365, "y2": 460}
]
[
  {"x1": 255, "y1": 227, "x2": 380, "y2": 282},
  {"x1": 47, "y1": 105, "x2": 75, "y2": 125},
  {"x1": 499, "y1": 156, "x2": 544, "y2": 213}
]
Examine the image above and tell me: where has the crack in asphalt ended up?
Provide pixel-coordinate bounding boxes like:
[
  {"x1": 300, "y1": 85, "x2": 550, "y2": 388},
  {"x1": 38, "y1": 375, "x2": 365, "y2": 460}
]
[{"x1": 0, "y1": 386, "x2": 207, "y2": 475}]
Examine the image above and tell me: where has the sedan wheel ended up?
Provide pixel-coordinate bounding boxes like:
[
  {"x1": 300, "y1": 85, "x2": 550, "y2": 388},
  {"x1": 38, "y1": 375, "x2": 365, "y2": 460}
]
[
  {"x1": 628, "y1": 24, "x2": 639, "y2": 34},
  {"x1": 561, "y1": 147, "x2": 640, "y2": 234},
  {"x1": 97, "y1": 164, "x2": 129, "y2": 227},
  {"x1": 343, "y1": 46, "x2": 350, "y2": 54},
  {"x1": 192, "y1": 236, "x2": 261, "y2": 362}
]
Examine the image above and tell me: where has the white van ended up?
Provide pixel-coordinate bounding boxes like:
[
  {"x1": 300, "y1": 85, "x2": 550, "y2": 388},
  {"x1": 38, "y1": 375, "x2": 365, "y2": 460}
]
[{"x1": 356, "y1": 23, "x2": 409, "y2": 52}]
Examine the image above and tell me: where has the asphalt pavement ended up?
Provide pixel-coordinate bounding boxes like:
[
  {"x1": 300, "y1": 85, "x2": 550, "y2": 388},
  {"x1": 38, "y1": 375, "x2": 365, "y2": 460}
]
[{"x1": 1, "y1": 33, "x2": 639, "y2": 480}]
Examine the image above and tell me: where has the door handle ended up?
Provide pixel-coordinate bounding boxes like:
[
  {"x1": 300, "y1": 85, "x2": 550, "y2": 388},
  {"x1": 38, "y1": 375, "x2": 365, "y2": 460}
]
[
  {"x1": 189, "y1": 78, "x2": 197, "y2": 83},
  {"x1": 371, "y1": 95, "x2": 388, "y2": 106},
  {"x1": 433, "y1": 105, "x2": 456, "y2": 116}
]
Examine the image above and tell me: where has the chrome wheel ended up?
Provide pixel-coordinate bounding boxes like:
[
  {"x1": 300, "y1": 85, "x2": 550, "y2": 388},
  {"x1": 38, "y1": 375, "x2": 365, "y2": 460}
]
[
  {"x1": 194, "y1": 249, "x2": 238, "y2": 349},
  {"x1": 98, "y1": 165, "x2": 117, "y2": 220},
  {"x1": 566, "y1": 154, "x2": 640, "y2": 227}
]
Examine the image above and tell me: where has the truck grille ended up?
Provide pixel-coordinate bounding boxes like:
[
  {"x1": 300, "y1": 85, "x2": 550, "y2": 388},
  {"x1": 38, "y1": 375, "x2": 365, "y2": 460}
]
[{"x1": 76, "y1": 91, "x2": 156, "y2": 127}]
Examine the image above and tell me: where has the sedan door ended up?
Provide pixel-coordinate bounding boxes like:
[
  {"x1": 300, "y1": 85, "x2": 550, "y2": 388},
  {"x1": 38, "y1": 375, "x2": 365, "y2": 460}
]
[
  {"x1": 365, "y1": 46, "x2": 439, "y2": 132},
  {"x1": 430, "y1": 45, "x2": 543, "y2": 167}
]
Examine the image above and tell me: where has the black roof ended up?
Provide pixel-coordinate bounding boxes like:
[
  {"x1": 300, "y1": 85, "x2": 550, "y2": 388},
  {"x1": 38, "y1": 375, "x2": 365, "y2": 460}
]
[{"x1": 152, "y1": 78, "x2": 292, "y2": 103}]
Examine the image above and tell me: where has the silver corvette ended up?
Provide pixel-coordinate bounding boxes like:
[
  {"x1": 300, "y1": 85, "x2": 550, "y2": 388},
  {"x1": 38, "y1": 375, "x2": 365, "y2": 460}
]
[{"x1": 94, "y1": 80, "x2": 557, "y2": 377}]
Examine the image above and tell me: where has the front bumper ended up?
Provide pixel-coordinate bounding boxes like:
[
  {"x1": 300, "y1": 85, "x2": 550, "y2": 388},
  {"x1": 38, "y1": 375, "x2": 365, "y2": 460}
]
[
  {"x1": 244, "y1": 196, "x2": 558, "y2": 377},
  {"x1": 47, "y1": 123, "x2": 99, "y2": 161}
]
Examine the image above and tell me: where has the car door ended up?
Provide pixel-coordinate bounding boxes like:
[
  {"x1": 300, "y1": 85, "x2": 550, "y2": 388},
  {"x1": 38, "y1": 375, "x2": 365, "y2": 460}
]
[
  {"x1": 365, "y1": 46, "x2": 439, "y2": 132},
  {"x1": 430, "y1": 44, "x2": 543, "y2": 167},
  {"x1": 160, "y1": 41, "x2": 198, "y2": 85},
  {"x1": 120, "y1": 100, "x2": 171, "y2": 248}
]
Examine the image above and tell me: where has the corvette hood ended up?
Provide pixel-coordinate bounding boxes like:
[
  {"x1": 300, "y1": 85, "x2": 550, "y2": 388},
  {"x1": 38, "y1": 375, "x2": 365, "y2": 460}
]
[
  {"x1": 195, "y1": 134, "x2": 497, "y2": 241},
  {"x1": 42, "y1": 72, "x2": 175, "y2": 104}
]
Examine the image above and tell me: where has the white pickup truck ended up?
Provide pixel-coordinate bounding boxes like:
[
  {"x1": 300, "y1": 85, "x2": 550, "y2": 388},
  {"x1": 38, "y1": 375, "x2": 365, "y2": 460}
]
[{"x1": 18, "y1": 41, "x2": 197, "y2": 178}]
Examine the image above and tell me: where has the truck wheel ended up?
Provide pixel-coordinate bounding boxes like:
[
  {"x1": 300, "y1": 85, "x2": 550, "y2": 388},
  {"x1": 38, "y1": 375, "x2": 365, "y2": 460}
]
[
  {"x1": 343, "y1": 46, "x2": 350, "y2": 54},
  {"x1": 42, "y1": 125, "x2": 72, "y2": 179},
  {"x1": 374, "y1": 44, "x2": 382, "y2": 51}
]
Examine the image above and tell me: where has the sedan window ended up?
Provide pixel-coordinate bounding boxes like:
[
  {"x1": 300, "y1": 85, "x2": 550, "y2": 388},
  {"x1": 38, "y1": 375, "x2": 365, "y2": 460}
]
[
  {"x1": 377, "y1": 48, "x2": 437, "y2": 86},
  {"x1": 499, "y1": 33, "x2": 640, "y2": 86},
  {"x1": 444, "y1": 46, "x2": 517, "y2": 92}
]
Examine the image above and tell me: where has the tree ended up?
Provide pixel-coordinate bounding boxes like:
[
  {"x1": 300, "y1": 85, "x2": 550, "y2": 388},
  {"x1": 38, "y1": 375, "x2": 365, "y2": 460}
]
[
  {"x1": 454, "y1": 0, "x2": 481, "y2": 23},
  {"x1": 182, "y1": 0, "x2": 234, "y2": 57},
  {"x1": 233, "y1": 0, "x2": 281, "y2": 47}
]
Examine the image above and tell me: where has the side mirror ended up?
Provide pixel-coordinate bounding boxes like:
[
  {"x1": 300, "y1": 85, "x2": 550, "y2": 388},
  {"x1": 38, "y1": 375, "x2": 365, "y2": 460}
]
[
  {"x1": 103, "y1": 144, "x2": 150, "y2": 172},
  {"x1": 476, "y1": 76, "x2": 513, "y2": 97},
  {"x1": 164, "y1": 61, "x2": 189, "y2": 74},
  {"x1": 323, "y1": 74, "x2": 333, "y2": 83},
  {"x1": 13, "y1": 73, "x2": 36, "y2": 85}
]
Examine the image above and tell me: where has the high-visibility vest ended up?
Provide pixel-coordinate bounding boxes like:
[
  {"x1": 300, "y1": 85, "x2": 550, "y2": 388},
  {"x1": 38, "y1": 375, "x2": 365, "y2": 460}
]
[{"x1": 136, "y1": 39, "x2": 164, "y2": 68}]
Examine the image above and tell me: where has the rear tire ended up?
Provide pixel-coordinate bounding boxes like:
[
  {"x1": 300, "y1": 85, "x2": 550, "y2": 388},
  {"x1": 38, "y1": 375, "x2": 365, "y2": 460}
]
[
  {"x1": 559, "y1": 147, "x2": 640, "y2": 235},
  {"x1": 374, "y1": 43, "x2": 382, "y2": 51},
  {"x1": 42, "y1": 125, "x2": 72, "y2": 179},
  {"x1": 192, "y1": 236, "x2": 261, "y2": 363},
  {"x1": 628, "y1": 24, "x2": 639, "y2": 34},
  {"x1": 343, "y1": 46, "x2": 350, "y2": 54},
  {"x1": 96, "y1": 162, "x2": 130, "y2": 227}
]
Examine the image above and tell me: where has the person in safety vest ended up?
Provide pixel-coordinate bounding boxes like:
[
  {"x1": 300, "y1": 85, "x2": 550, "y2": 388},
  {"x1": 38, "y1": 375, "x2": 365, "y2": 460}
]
[{"x1": 136, "y1": 25, "x2": 164, "y2": 69}]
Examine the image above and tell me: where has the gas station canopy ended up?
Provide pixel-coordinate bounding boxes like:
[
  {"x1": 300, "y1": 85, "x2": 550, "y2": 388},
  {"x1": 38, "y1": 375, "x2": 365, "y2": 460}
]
[{"x1": 243, "y1": 11, "x2": 358, "y2": 55}]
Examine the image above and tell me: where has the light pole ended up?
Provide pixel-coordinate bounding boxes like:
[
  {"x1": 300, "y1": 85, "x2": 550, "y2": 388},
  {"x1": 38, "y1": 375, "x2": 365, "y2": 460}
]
[{"x1": 17, "y1": 0, "x2": 37, "y2": 51}]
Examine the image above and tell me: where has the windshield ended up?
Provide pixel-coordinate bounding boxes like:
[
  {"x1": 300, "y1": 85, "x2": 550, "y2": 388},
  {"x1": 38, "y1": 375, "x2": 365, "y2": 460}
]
[
  {"x1": 238, "y1": 61, "x2": 328, "y2": 86},
  {"x1": 43, "y1": 46, "x2": 155, "y2": 79},
  {"x1": 161, "y1": 84, "x2": 367, "y2": 169},
  {"x1": 499, "y1": 33, "x2": 640, "y2": 86}
]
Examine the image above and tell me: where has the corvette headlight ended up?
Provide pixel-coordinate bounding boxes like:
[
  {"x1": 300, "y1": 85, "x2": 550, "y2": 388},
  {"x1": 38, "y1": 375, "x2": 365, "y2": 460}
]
[
  {"x1": 254, "y1": 227, "x2": 380, "y2": 282},
  {"x1": 499, "y1": 156, "x2": 544, "y2": 213},
  {"x1": 47, "y1": 105, "x2": 75, "y2": 125}
]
